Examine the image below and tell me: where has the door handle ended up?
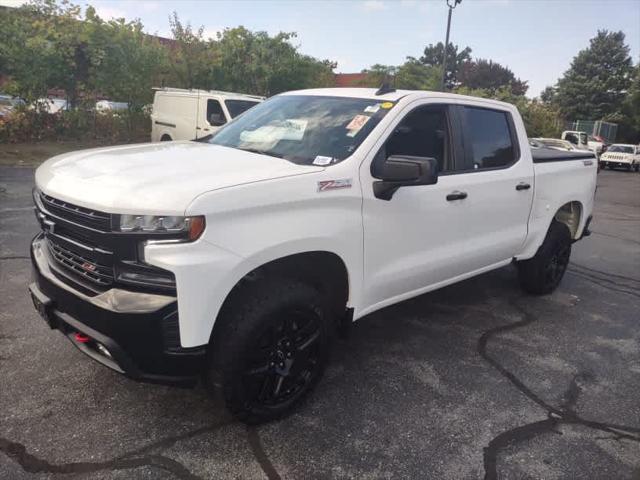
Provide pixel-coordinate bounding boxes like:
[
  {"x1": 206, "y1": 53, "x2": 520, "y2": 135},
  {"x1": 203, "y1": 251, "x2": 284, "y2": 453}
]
[
  {"x1": 446, "y1": 191, "x2": 468, "y2": 201},
  {"x1": 516, "y1": 182, "x2": 531, "y2": 191}
]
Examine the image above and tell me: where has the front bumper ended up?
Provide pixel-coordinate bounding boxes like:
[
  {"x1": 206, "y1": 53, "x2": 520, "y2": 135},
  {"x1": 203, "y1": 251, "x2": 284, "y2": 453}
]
[
  {"x1": 600, "y1": 159, "x2": 633, "y2": 168},
  {"x1": 30, "y1": 234, "x2": 205, "y2": 386}
]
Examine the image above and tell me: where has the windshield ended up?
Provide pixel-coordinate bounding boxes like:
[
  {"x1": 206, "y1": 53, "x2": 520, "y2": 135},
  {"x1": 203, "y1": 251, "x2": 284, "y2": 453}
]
[
  {"x1": 225, "y1": 99, "x2": 260, "y2": 118},
  {"x1": 608, "y1": 145, "x2": 634, "y2": 153},
  {"x1": 209, "y1": 95, "x2": 394, "y2": 165}
]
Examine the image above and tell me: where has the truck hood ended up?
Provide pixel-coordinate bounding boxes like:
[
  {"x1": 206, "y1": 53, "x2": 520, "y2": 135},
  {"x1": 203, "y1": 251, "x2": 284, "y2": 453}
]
[{"x1": 35, "y1": 141, "x2": 323, "y2": 215}]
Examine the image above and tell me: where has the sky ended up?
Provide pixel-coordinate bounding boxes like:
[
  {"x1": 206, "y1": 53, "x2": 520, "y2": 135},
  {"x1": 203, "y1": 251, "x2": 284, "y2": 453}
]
[{"x1": 2, "y1": 0, "x2": 639, "y2": 97}]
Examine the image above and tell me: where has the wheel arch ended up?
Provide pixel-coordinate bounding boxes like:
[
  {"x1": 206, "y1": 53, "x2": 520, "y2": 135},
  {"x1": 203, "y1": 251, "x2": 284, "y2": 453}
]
[
  {"x1": 209, "y1": 250, "x2": 351, "y2": 345},
  {"x1": 554, "y1": 200, "x2": 583, "y2": 239}
]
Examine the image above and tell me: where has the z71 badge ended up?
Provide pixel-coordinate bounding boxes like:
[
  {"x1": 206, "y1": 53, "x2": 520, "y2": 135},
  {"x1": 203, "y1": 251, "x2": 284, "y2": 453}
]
[{"x1": 317, "y1": 179, "x2": 352, "y2": 192}]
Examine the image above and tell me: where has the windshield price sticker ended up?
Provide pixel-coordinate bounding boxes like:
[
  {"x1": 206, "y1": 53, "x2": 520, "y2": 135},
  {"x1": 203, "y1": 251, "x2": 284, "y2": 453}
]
[
  {"x1": 346, "y1": 114, "x2": 370, "y2": 137},
  {"x1": 313, "y1": 156, "x2": 334, "y2": 166}
]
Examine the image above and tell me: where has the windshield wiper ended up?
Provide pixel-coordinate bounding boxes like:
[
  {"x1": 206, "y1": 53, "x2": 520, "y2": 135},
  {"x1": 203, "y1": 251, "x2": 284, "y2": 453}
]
[{"x1": 238, "y1": 147, "x2": 284, "y2": 159}]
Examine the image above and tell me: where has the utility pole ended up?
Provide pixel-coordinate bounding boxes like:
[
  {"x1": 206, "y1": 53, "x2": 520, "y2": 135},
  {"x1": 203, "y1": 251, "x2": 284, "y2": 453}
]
[{"x1": 440, "y1": 0, "x2": 462, "y2": 91}]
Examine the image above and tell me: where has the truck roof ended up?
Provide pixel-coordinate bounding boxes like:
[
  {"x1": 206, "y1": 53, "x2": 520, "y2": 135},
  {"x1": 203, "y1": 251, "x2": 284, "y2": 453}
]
[{"x1": 280, "y1": 88, "x2": 516, "y2": 109}]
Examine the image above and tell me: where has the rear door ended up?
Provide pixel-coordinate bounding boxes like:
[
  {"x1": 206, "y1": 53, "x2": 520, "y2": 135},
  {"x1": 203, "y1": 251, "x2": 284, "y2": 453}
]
[{"x1": 450, "y1": 104, "x2": 534, "y2": 269}]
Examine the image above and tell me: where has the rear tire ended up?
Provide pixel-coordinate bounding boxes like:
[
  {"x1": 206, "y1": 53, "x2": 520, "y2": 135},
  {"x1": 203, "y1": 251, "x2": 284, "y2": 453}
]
[
  {"x1": 160, "y1": 134, "x2": 172, "y2": 141},
  {"x1": 517, "y1": 221, "x2": 572, "y2": 295},
  {"x1": 206, "y1": 279, "x2": 331, "y2": 424}
]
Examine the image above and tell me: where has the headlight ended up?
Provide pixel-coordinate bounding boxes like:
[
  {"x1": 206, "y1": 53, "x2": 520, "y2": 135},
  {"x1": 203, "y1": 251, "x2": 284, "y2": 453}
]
[{"x1": 117, "y1": 214, "x2": 205, "y2": 241}]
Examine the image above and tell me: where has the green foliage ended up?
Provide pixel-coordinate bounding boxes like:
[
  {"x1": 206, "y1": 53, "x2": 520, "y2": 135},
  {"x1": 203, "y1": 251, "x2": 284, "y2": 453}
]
[
  {"x1": 360, "y1": 60, "x2": 440, "y2": 90},
  {"x1": 0, "y1": 106, "x2": 149, "y2": 144},
  {"x1": 552, "y1": 30, "x2": 633, "y2": 121},
  {"x1": 419, "y1": 42, "x2": 471, "y2": 88},
  {"x1": 458, "y1": 59, "x2": 528, "y2": 96}
]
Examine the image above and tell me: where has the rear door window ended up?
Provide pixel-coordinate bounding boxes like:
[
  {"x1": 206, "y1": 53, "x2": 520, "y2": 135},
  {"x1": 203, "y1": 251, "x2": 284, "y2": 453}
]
[{"x1": 462, "y1": 107, "x2": 516, "y2": 170}]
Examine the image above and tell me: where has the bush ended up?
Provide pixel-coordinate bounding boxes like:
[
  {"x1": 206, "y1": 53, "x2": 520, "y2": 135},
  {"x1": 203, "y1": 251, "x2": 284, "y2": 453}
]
[{"x1": 0, "y1": 107, "x2": 150, "y2": 144}]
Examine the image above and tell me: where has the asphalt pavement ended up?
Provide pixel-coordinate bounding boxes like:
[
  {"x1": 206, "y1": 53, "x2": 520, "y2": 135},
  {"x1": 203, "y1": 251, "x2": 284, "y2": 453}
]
[{"x1": 1, "y1": 166, "x2": 639, "y2": 479}]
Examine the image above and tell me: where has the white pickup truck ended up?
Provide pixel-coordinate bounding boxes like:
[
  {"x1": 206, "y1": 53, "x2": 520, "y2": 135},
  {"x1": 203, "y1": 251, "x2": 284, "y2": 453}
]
[{"x1": 29, "y1": 88, "x2": 597, "y2": 423}]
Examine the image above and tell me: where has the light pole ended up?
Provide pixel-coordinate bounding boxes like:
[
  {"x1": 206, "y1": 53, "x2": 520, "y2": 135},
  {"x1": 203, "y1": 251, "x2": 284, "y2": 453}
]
[{"x1": 440, "y1": 0, "x2": 462, "y2": 91}]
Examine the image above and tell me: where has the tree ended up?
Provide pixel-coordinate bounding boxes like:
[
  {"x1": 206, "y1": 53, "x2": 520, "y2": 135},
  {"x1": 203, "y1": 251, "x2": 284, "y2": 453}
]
[
  {"x1": 617, "y1": 65, "x2": 640, "y2": 143},
  {"x1": 359, "y1": 60, "x2": 440, "y2": 90},
  {"x1": 458, "y1": 59, "x2": 528, "y2": 96},
  {"x1": 419, "y1": 42, "x2": 471, "y2": 88},
  {"x1": 0, "y1": 1, "x2": 71, "y2": 104},
  {"x1": 87, "y1": 8, "x2": 168, "y2": 110},
  {"x1": 553, "y1": 30, "x2": 633, "y2": 121},
  {"x1": 539, "y1": 86, "x2": 556, "y2": 104},
  {"x1": 168, "y1": 12, "x2": 217, "y2": 90},
  {"x1": 214, "y1": 27, "x2": 334, "y2": 96}
]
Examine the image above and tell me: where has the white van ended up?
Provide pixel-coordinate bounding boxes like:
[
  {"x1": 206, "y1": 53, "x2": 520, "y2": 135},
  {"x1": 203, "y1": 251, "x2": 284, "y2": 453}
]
[{"x1": 150, "y1": 88, "x2": 264, "y2": 142}]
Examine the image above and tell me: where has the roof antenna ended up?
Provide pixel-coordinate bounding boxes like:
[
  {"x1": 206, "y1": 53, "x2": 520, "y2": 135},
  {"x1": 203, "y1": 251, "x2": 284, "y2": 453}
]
[{"x1": 375, "y1": 76, "x2": 396, "y2": 96}]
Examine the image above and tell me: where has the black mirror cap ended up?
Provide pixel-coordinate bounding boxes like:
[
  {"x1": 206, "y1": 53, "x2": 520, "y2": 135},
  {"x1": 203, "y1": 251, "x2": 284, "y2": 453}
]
[{"x1": 373, "y1": 155, "x2": 439, "y2": 201}]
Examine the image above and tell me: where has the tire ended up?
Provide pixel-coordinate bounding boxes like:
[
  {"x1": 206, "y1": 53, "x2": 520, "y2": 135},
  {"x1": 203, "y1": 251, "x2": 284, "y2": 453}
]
[
  {"x1": 160, "y1": 134, "x2": 172, "y2": 141},
  {"x1": 634, "y1": 164, "x2": 639, "y2": 172},
  {"x1": 517, "y1": 221, "x2": 572, "y2": 295},
  {"x1": 206, "y1": 279, "x2": 331, "y2": 424}
]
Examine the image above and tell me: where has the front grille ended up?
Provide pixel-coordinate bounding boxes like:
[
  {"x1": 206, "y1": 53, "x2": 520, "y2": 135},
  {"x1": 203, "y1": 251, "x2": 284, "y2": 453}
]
[
  {"x1": 40, "y1": 192, "x2": 111, "y2": 231},
  {"x1": 46, "y1": 236, "x2": 114, "y2": 287}
]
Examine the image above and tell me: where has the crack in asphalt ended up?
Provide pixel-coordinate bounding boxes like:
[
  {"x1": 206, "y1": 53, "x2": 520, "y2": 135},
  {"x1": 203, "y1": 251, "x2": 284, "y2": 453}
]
[
  {"x1": 479, "y1": 299, "x2": 640, "y2": 480},
  {"x1": 0, "y1": 437, "x2": 202, "y2": 479},
  {"x1": 0, "y1": 416, "x2": 286, "y2": 480},
  {"x1": 247, "y1": 426, "x2": 282, "y2": 480},
  {"x1": 567, "y1": 263, "x2": 640, "y2": 299}
]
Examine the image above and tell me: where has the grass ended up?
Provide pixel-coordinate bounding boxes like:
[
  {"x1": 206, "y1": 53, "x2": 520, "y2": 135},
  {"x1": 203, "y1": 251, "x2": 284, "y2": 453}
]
[{"x1": 0, "y1": 140, "x2": 131, "y2": 166}]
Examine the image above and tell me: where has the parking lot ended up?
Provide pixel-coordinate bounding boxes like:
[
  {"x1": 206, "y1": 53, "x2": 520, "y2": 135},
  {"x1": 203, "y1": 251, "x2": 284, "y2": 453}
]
[{"x1": 1, "y1": 166, "x2": 638, "y2": 479}]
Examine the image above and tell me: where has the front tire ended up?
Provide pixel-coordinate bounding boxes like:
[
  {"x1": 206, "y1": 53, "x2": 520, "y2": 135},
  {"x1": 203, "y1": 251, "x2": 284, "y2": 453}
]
[
  {"x1": 207, "y1": 279, "x2": 331, "y2": 424},
  {"x1": 517, "y1": 221, "x2": 572, "y2": 295}
]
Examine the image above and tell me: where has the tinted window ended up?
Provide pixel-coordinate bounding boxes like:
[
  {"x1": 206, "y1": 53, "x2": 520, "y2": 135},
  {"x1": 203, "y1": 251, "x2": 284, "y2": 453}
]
[
  {"x1": 464, "y1": 107, "x2": 515, "y2": 169},
  {"x1": 225, "y1": 99, "x2": 260, "y2": 118},
  {"x1": 380, "y1": 106, "x2": 451, "y2": 172},
  {"x1": 206, "y1": 100, "x2": 226, "y2": 125}
]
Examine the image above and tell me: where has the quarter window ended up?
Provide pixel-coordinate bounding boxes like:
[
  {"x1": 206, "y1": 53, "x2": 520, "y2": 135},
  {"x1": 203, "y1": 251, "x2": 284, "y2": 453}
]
[{"x1": 463, "y1": 107, "x2": 516, "y2": 169}]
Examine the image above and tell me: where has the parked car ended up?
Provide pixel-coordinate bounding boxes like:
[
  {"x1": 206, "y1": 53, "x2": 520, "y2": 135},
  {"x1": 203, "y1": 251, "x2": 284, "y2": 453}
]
[
  {"x1": 529, "y1": 138, "x2": 578, "y2": 151},
  {"x1": 34, "y1": 97, "x2": 68, "y2": 114},
  {"x1": 0, "y1": 94, "x2": 25, "y2": 117},
  {"x1": 599, "y1": 144, "x2": 640, "y2": 171},
  {"x1": 29, "y1": 88, "x2": 597, "y2": 423},
  {"x1": 561, "y1": 130, "x2": 590, "y2": 151},
  {"x1": 150, "y1": 87, "x2": 264, "y2": 142},
  {"x1": 96, "y1": 100, "x2": 129, "y2": 112}
]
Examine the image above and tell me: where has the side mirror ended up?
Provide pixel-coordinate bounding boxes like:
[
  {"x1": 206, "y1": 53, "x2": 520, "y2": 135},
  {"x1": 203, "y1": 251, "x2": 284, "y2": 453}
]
[
  {"x1": 372, "y1": 155, "x2": 439, "y2": 200},
  {"x1": 209, "y1": 113, "x2": 226, "y2": 127}
]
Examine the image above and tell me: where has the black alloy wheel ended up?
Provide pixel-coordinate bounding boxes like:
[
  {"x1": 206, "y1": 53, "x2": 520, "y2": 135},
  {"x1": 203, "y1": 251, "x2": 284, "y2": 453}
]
[{"x1": 242, "y1": 308, "x2": 323, "y2": 408}]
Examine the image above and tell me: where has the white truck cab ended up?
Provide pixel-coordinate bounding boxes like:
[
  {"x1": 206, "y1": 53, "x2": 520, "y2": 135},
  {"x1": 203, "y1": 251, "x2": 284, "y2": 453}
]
[
  {"x1": 30, "y1": 88, "x2": 597, "y2": 423},
  {"x1": 561, "y1": 130, "x2": 590, "y2": 151},
  {"x1": 150, "y1": 88, "x2": 263, "y2": 142}
]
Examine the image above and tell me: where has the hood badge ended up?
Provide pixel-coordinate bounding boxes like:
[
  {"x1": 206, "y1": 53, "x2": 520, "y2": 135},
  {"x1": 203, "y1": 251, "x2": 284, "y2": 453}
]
[
  {"x1": 81, "y1": 262, "x2": 97, "y2": 272},
  {"x1": 318, "y1": 179, "x2": 352, "y2": 192}
]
